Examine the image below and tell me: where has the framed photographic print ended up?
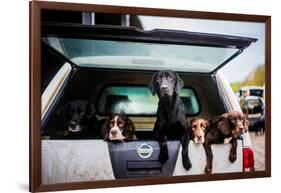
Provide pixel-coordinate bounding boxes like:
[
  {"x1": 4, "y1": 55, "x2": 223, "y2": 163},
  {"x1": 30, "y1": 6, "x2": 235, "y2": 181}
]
[{"x1": 30, "y1": 1, "x2": 271, "y2": 192}]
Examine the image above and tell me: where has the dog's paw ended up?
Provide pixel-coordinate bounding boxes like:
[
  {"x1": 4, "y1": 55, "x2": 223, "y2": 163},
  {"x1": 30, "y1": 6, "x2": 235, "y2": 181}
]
[
  {"x1": 182, "y1": 160, "x2": 192, "y2": 171},
  {"x1": 229, "y1": 153, "x2": 237, "y2": 163},
  {"x1": 205, "y1": 166, "x2": 212, "y2": 174},
  {"x1": 159, "y1": 152, "x2": 169, "y2": 164},
  {"x1": 182, "y1": 153, "x2": 192, "y2": 170}
]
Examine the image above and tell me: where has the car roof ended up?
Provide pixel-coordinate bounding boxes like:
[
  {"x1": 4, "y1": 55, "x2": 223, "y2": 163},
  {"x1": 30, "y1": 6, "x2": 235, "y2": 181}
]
[
  {"x1": 245, "y1": 95, "x2": 263, "y2": 100},
  {"x1": 240, "y1": 86, "x2": 264, "y2": 90}
]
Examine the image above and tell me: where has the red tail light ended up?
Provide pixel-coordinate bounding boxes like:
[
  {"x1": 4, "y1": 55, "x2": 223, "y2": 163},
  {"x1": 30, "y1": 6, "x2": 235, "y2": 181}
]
[{"x1": 243, "y1": 148, "x2": 255, "y2": 172}]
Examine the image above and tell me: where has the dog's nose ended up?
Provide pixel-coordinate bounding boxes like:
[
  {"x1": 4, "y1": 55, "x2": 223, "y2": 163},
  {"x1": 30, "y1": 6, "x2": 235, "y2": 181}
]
[
  {"x1": 239, "y1": 127, "x2": 245, "y2": 133},
  {"x1": 160, "y1": 84, "x2": 168, "y2": 90},
  {"x1": 111, "y1": 130, "x2": 117, "y2": 136},
  {"x1": 198, "y1": 135, "x2": 202, "y2": 139},
  {"x1": 69, "y1": 121, "x2": 77, "y2": 128}
]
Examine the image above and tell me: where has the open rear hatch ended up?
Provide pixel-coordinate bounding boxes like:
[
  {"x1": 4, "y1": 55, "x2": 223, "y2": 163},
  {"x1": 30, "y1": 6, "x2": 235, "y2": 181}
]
[
  {"x1": 42, "y1": 22, "x2": 257, "y2": 75},
  {"x1": 41, "y1": 22, "x2": 257, "y2": 125}
]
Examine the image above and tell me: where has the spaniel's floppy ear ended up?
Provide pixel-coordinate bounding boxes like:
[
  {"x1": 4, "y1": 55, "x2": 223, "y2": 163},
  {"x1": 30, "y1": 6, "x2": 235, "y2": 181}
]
[
  {"x1": 124, "y1": 118, "x2": 137, "y2": 141},
  {"x1": 101, "y1": 118, "x2": 110, "y2": 141},
  {"x1": 218, "y1": 117, "x2": 231, "y2": 136},
  {"x1": 188, "y1": 119, "x2": 196, "y2": 138},
  {"x1": 175, "y1": 72, "x2": 184, "y2": 93},
  {"x1": 243, "y1": 113, "x2": 249, "y2": 133},
  {"x1": 203, "y1": 119, "x2": 209, "y2": 130},
  {"x1": 148, "y1": 72, "x2": 157, "y2": 96},
  {"x1": 189, "y1": 118, "x2": 197, "y2": 131}
]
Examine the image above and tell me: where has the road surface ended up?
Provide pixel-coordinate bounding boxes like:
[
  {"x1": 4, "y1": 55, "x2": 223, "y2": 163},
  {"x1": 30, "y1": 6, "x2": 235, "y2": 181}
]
[{"x1": 249, "y1": 132, "x2": 265, "y2": 171}]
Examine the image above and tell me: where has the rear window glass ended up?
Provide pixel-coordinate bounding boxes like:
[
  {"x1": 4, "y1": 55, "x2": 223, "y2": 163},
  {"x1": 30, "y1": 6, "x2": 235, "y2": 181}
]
[
  {"x1": 239, "y1": 89, "x2": 263, "y2": 98},
  {"x1": 97, "y1": 86, "x2": 200, "y2": 116},
  {"x1": 249, "y1": 89, "x2": 263, "y2": 97},
  {"x1": 44, "y1": 37, "x2": 238, "y2": 73}
]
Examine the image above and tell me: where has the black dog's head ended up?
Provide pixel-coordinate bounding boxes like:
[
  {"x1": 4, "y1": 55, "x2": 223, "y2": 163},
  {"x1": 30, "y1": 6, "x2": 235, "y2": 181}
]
[
  {"x1": 148, "y1": 70, "x2": 184, "y2": 98},
  {"x1": 57, "y1": 100, "x2": 96, "y2": 133}
]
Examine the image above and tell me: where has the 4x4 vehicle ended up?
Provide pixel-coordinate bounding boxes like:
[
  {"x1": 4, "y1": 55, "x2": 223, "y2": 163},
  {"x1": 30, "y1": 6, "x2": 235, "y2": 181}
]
[
  {"x1": 239, "y1": 86, "x2": 265, "y2": 131},
  {"x1": 242, "y1": 95, "x2": 265, "y2": 131},
  {"x1": 41, "y1": 23, "x2": 256, "y2": 184}
]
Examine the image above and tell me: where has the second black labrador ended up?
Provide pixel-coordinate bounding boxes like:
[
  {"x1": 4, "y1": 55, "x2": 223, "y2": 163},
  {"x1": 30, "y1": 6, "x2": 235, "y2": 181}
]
[{"x1": 148, "y1": 70, "x2": 192, "y2": 171}]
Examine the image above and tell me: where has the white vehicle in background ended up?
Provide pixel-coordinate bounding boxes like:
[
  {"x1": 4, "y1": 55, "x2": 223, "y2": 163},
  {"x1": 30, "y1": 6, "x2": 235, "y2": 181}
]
[
  {"x1": 40, "y1": 23, "x2": 256, "y2": 184},
  {"x1": 242, "y1": 95, "x2": 265, "y2": 131},
  {"x1": 239, "y1": 86, "x2": 265, "y2": 131},
  {"x1": 239, "y1": 86, "x2": 264, "y2": 98}
]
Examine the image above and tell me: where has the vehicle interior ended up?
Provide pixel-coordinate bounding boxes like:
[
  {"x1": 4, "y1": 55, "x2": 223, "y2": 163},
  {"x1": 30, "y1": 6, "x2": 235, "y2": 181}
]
[{"x1": 42, "y1": 43, "x2": 226, "y2": 139}]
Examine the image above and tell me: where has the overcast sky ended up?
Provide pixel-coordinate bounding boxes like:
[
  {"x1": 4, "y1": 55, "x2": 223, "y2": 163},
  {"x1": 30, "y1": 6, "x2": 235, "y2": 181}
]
[{"x1": 139, "y1": 16, "x2": 265, "y2": 83}]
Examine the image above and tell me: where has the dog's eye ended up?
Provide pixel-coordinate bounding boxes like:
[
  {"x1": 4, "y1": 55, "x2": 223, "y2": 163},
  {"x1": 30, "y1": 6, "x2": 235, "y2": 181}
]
[
  {"x1": 80, "y1": 112, "x2": 85, "y2": 116},
  {"x1": 191, "y1": 126, "x2": 196, "y2": 131},
  {"x1": 118, "y1": 123, "x2": 124, "y2": 127},
  {"x1": 109, "y1": 123, "x2": 114, "y2": 128},
  {"x1": 156, "y1": 78, "x2": 161, "y2": 83}
]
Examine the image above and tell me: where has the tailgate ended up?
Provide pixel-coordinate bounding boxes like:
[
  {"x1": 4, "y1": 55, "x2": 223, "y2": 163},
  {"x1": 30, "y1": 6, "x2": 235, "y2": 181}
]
[
  {"x1": 174, "y1": 140, "x2": 243, "y2": 175},
  {"x1": 108, "y1": 140, "x2": 180, "y2": 178},
  {"x1": 41, "y1": 140, "x2": 243, "y2": 184}
]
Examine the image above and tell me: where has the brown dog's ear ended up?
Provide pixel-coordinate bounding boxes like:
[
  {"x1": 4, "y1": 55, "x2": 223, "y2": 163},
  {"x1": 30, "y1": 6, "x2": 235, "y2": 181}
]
[
  {"x1": 243, "y1": 114, "x2": 249, "y2": 133},
  {"x1": 148, "y1": 72, "x2": 157, "y2": 96},
  {"x1": 189, "y1": 118, "x2": 196, "y2": 131},
  {"x1": 175, "y1": 72, "x2": 184, "y2": 93},
  {"x1": 124, "y1": 118, "x2": 137, "y2": 141},
  {"x1": 218, "y1": 118, "x2": 231, "y2": 136},
  {"x1": 101, "y1": 118, "x2": 110, "y2": 141},
  {"x1": 203, "y1": 120, "x2": 209, "y2": 130}
]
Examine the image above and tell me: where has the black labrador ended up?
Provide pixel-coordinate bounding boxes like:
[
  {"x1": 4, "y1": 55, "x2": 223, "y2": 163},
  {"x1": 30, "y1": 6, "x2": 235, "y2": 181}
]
[
  {"x1": 55, "y1": 100, "x2": 100, "y2": 139},
  {"x1": 148, "y1": 70, "x2": 192, "y2": 170}
]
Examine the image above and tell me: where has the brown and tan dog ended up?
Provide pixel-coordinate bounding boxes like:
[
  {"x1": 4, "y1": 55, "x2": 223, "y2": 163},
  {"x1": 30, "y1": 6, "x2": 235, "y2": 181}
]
[
  {"x1": 101, "y1": 113, "x2": 137, "y2": 142},
  {"x1": 203, "y1": 111, "x2": 249, "y2": 174},
  {"x1": 189, "y1": 118, "x2": 208, "y2": 144}
]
